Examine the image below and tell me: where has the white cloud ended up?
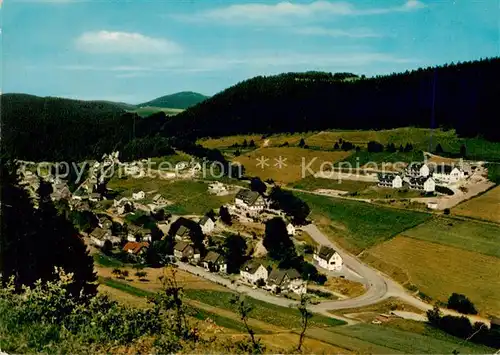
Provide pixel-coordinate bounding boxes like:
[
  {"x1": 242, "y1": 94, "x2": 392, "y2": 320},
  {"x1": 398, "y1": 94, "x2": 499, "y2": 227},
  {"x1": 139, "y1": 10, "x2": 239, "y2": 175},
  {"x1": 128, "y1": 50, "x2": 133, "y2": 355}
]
[
  {"x1": 181, "y1": 1, "x2": 426, "y2": 25},
  {"x1": 294, "y1": 26, "x2": 381, "y2": 38},
  {"x1": 75, "y1": 31, "x2": 182, "y2": 55}
]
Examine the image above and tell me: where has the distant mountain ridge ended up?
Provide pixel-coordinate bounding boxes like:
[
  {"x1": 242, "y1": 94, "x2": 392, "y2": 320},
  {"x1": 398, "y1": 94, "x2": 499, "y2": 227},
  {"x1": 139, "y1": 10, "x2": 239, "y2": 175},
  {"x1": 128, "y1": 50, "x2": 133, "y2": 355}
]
[{"x1": 138, "y1": 91, "x2": 208, "y2": 109}]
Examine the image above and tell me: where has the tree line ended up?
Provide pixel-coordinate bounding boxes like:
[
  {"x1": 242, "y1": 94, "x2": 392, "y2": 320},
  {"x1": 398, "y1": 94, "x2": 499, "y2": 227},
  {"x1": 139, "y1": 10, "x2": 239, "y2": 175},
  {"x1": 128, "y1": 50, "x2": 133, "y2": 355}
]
[{"x1": 164, "y1": 58, "x2": 500, "y2": 142}]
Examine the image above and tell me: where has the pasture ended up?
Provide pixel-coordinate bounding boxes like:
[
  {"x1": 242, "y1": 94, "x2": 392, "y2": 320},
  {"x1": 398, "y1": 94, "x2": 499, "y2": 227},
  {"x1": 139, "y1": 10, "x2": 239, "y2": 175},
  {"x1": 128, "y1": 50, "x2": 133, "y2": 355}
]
[
  {"x1": 130, "y1": 106, "x2": 184, "y2": 117},
  {"x1": 453, "y1": 185, "x2": 500, "y2": 223},
  {"x1": 327, "y1": 323, "x2": 493, "y2": 354},
  {"x1": 183, "y1": 289, "x2": 346, "y2": 328},
  {"x1": 363, "y1": 236, "x2": 500, "y2": 314},
  {"x1": 296, "y1": 192, "x2": 431, "y2": 253},
  {"x1": 401, "y1": 217, "x2": 500, "y2": 258},
  {"x1": 291, "y1": 175, "x2": 376, "y2": 192},
  {"x1": 108, "y1": 178, "x2": 235, "y2": 215},
  {"x1": 232, "y1": 147, "x2": 351, "y2": 183}
]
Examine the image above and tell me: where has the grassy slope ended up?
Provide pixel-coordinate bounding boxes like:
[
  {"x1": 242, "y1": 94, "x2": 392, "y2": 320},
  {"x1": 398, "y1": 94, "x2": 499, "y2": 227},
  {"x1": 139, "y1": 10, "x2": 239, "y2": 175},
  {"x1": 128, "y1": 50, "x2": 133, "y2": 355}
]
[
  {"x1": 363, "y1": 236, "x2": 500, "y2": 314},
  {"x1": 183, "y1": 289, "x2": 345, "y2": 328},
  {"x1": 130, "y1": 106, "x2": 184, "y2": 117},
  {"x1": 296, "y1": 192, "x2": 431, "y2": 253},
  {"x1": 401, "y1": 216, "x2": 500, "y2": 258},
  {"x1": 290, "y1": 176, "x2": 376, "y2": 192},
  {"x1": 108, "y1": 177, "x2": 235, "y2": 215},
  {"x1": 199, "y1": 128, "x2": 500, "y2": 162},
  {"x1": 233, "y1": 147, "x2": 351, "y2": 183},
  {"x1": 453, "y1": 185, "x2": 500, "y2": 223},
  {"x1": 328, "y1": 324, "x2": 493, "y2": 354}
]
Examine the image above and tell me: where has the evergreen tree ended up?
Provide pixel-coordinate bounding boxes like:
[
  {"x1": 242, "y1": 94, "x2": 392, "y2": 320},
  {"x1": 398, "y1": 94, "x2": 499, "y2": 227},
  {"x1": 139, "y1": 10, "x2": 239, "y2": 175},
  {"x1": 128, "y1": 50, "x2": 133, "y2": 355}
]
[
  {"x1": 250, "y1": 177, "x2": 267, "y2": 195},
  {"x1": 219, "y1": 206, "x2": 232, "y2": 225},
  {"x1": 36, "y1": 179, "x2": 97, "y2": 299},
  {"x1": 298, "y1": 138, "x2": 306, "y2": 148},
  {"x1": 263, "y1": 218, "x2": 295, "y2": 261},
  {"x1": 223, "y1": 234, "x2": 248, "y2": 273},
  {"x1": 460, "y1": 144, "x2": 467, "y2": 158},
  {"x1": 436, "y1": 143, "x2": 444, "y2": 154},
  {"x1": 333, "y1": 142, "x2": 339, "y2": 150},
  {"x1": 399, "y1": 144, "x2": 405, "y2": 152},
  {"x1": 0, "y1": 160, "x2": 40, "y2": 288},
  {"x1": 249, "y1": 140, "x2": 256, "y2": 148}
]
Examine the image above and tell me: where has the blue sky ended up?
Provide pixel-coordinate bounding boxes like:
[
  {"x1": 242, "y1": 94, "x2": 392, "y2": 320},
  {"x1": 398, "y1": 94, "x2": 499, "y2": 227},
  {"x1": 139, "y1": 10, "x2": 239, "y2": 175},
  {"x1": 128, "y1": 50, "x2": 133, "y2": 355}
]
[{"x1": 1, "y1": 0, "x2": 499, "y2": 103}]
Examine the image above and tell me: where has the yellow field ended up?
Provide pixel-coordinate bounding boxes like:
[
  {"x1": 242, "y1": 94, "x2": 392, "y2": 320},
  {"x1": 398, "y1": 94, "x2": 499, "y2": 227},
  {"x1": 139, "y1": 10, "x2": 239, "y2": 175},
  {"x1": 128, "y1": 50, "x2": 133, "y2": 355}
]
[
  {"x1": 453, "y1": 185, "x2": 500, "y2": 223},
  {"x1": 305, "y1": 127, "x2": 455, "y2": 150},
  {"x1": 233, "y1": 147, "x2": 351, "y2": 183},
  {"x1": 198, "y1": 134, "x2": 266, "y2": 149},
  {"x1": 363, "y1": 236, "x2": 500, "y2": 315}
]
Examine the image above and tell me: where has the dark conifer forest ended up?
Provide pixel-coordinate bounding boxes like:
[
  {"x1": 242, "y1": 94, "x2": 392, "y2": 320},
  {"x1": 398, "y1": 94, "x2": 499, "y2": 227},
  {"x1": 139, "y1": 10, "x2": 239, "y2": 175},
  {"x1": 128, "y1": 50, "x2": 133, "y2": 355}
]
[
  {"x1": 164, "y1": 58, "x2": 500, "y2": 141},
  {"x1": 1, "y1": 58, "x2": 499, "y2": 163}
]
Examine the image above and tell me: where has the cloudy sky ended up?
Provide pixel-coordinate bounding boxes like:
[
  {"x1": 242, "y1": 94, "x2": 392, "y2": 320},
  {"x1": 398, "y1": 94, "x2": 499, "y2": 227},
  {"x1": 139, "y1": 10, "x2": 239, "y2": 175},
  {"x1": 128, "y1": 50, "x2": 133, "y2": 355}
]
[{"x1": 2, "y1": 0, "x2": 498, "y2": 103}]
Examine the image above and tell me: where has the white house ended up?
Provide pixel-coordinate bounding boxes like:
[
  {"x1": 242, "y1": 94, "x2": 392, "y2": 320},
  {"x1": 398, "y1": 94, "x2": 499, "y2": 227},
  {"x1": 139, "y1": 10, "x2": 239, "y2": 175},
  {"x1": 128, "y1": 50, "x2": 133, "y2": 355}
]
[
  {"x1": 240, "y1": 262, "x2": 268, "y2": 285},
  {"x1": 267, "y1": 269, "x2": 306, "y2": 295},
  {"x1": 433, "y1": 165, "x2": 463, "y2": 184},
  {"x1": 423, "y1": 177, "x2": 436, "y2": 193},
  {"x1": 313, "y1": 246, "x2": 343, "y2": 271},
  {"x1": 89, "y1": 227, "x2": 112, "y2": 247},
  {"x1": 235, "y1": 189, "x2": 266, "y2": 211},
  {"x1": 132, "y1": 191, "x2": 145, "y2": 200},
  {"x1": 201, "y1": 251, "x2": 227, "y2": 273},
  {"x1": 409, "y1": 177, "x2": 435, "y2": 193},
  {"x1": 407, "y1": 163, "x2": 430, "y2": 178},
  {"x1": 286, "y1": 223, "x2": 296, "y2": 236},
  {"x1": 378, "y1": 174, "x2": 403, "y2": 189},
  {"x1": 199, "y1": 215, "x2": 215, "y2": 234}
]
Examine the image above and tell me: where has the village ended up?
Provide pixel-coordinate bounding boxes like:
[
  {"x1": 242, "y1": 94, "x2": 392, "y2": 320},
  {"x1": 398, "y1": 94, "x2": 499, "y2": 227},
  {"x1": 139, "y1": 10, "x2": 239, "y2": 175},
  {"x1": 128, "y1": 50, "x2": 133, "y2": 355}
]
[{"x1": 16, "y1": 152, "x2": 346, "y2": 300}]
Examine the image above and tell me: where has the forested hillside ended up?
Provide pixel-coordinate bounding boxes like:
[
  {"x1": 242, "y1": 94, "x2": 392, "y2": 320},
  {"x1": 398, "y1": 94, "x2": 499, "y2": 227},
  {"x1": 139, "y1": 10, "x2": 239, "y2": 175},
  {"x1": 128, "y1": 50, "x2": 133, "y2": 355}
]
[
  {"x1": 0, "y1": 94, "x2": 167, "y2": 161},
  {"x1": 139, "y1": 91, "x2": 208, "y2": 109},
  {"x1": 163, "y1": 58, "x2": 500, "y2": 141}
]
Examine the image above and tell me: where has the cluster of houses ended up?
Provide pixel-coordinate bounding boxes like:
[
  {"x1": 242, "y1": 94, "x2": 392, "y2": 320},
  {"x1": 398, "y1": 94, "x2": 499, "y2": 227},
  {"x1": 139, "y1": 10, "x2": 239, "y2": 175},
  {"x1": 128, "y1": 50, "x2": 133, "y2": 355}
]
[{"x1": 377, "y1": 162, "x2": 467, "y2": 193}]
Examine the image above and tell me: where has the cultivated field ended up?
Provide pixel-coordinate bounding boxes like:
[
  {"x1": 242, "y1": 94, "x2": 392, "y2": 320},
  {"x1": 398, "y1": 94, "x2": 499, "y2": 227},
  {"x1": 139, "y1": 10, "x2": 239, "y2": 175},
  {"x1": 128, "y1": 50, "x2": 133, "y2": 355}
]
[
  {"x1": 108, "y1": 178, "x2": 235, "y2": 215},
  {"x1": 453, "y1": 185, "x2": 500, "y2": 223},
  {"x1": 290, "y1": 175, "x2": 376, "y2": 192},
  {"x1": 198, "y1": 133, "x2": 317, "y2": 150},
  {"x1": 199, "y1": 128, "x2": 500, "y2": 161},
  {"x1": 362, "y1": 236, "x2": 500, "y2": 314},
  {"x1": 130, "y1": 106, "x2": 184, "y2": 117},
  {"x1": 296, "y1": 192, "x2": 431, "y2": 253},
  {"x1": 401, "y1": 217, "x2": 500, "y2": 258},
  {"x1": 232, "y1": 147, "x2": 351, "y2": 183}
]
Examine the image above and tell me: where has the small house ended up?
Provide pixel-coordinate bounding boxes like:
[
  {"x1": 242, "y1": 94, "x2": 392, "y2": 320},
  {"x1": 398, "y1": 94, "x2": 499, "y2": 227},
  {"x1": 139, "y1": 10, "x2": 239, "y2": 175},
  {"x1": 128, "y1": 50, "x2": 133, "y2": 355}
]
[
  {"x1": 235, "y1": 189, "x2": 266, "y2": 211},
  {"x1": 201, "y1": 251, "x2": 227, "y2": 273},
  {"x1": 152, "y1": 194, "x2": 168, "y2": 206},
  {"x1": 267, "y1": 269, "x2": 306, "y2": 295},
  {"x1": 173, "y1": 241, "x2": 195, "y2": 260},
  {"x1": 199, "y1": 215, "x2": 215, "y2": 234},
  {"x1": 427, "y1": 201, "x2": 438, "y2": 210},
  {"x1": 89, "y1": 227, "x2": 112, "y2": 247},
  {"x1": 132, "y1": 191, "x2": 146, "y2": 200},
  {"x1": 123, "y1": 241, "x2": 149, "y2": 257},
  {"x1": 99, "y1": 217, "x2": 113, "y2": 230},
  {"x1": 89, "y1": 192, "x2": 102, "y2": 202},
  {"x1": 313, "y1": 246, "x2": 343, "y2": 271},
  {"x1": 240, "y1": 262, "x2": 268, "y2": 285},
  {"x1": 286, "y1": 223, "x2": 296, "y2": 236},
  {"x1": 377, "y1": 174, "x2": 403, "y2": 189}
]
